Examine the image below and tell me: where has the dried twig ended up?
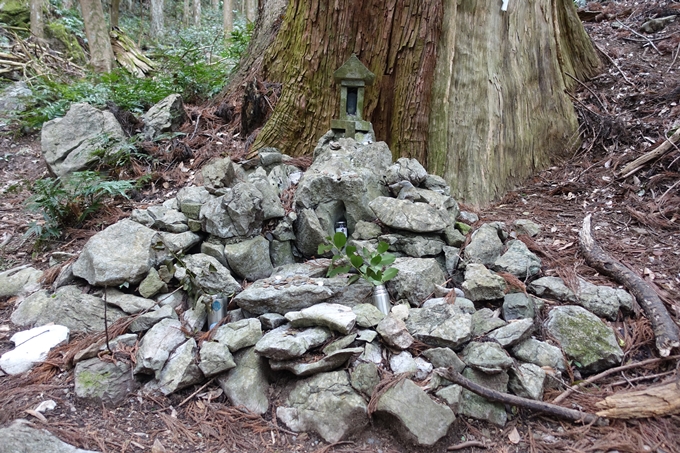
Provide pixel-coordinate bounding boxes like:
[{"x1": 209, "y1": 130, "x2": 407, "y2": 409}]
[{"x1": 594, "y1": 43, "x2": 635, "y2": 86}]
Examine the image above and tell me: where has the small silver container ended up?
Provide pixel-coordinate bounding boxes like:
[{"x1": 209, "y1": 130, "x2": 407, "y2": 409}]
[
  {"x1": 208, "y1": 297, "x2": 225, "y2": 330},
  {"x1": 335, "y1": 220, "x2": 348, "y2": 236},
  {"x1": 372, "y1": 284, "x2": 390, "y2": 315}
]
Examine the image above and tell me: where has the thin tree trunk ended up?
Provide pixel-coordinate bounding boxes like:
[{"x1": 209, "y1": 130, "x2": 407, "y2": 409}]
[
  {"x1": 245, "y1": 0, "x2": 256, "y2": 22},
  {"x1": 192, "y1": 0, "x2": 201, "y2": 26},
  {"x1": 183, "y1": 0, "x2": 190, "y2": 26},
  {"x1": 150, "y1": 0, "x2": 164, "y2": 37},
  {"x1": 30, "y1": 0, "x2": 45, "y2": 39},
  {"x1": 212, "y1": 0, "x2": 219, "y2": 11},
  {"x1": 223, "y1": 0, "x2": 233, "y2": 35},
  {"x1": 62, "y1": 0, "x2": 73, "y2": 9},
  {"x1": 110, "y1": 0, "x2": 121, "y2": 28},
  {"x1": 79, "y1": 0, "x2": 114, "y2": 72}
]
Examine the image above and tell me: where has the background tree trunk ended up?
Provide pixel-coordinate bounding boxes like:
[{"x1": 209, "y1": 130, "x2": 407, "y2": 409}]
[
  {"x1": 192, "y1": 0, "x2": 201, "y2": 26},
  {"x1": 222, "y1": 0, "x2": 600, "y2": 205},
  {"x1": 79, "y1": 0, "x2": 114, "y2": 72},
  {"x1": 150, "y1": 0, "x2": 164, "y2": 37},
  {"x1": 110, "y1": 0, "x2": 120, "y2": 28},
  {"x1": 30, "y1": 0, "x2": 44, "y2": 39},
  {"x1": 223, "y1": 0, "x2": 233, "y2": 35},
  {"x1": 244, "y1": 0, "x2": 256, "y2": 22}
]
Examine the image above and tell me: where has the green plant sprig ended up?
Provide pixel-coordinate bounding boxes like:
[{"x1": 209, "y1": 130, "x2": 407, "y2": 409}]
[{"x1": 318, "y1": 232, "x2": 399, "y2": 286}]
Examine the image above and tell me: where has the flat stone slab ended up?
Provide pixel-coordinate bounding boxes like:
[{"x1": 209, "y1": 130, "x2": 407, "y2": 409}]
[
  {"x1": 368, "y1": 197, "x2": 450, "y2": 233},
  {"x1": 461, "y1": 341, "x2": 513, "y2": 374},
  {"x1": 213, "y1": 318, "x2": 263, "y2": 352},
  {"x1": 0, "y1": 325, "x2": 69, "y2": 375},
  {"x1": 285, "y1": 303, "x2": 356, "y2": 334},
  {"x1": 375, "y1": 379, "x2": 455, "y2": 446},
  {"x1": 254, "y1": 325, "x2": 332, "y2": 361},
  {"x1": 74, "y1": 357, "x2": 138, "y2": 404},
  {"x1": 0, "y1": 420, "x2": 99, "y2": 453},
  {"x1": 270, "y1": 347, "x2": 363, "y2": 377},
  {"x1": 405, "y1": 304, "x2": 472, "y2": 349},
  {"x1": 134, "y1": 318, "x2": 186, "y2": 378},
  {"x1": 217, "y1": 347, "x2": 270, "y2": 415}
]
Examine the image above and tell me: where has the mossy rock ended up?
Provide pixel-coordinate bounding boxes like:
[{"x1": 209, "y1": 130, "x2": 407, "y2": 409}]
[
  {"x1": 0, "y1": 0, "x2": 30, "y2": 29},
  {"x1": 46, "y1": 21, "x2": 87, "y2": 64}
]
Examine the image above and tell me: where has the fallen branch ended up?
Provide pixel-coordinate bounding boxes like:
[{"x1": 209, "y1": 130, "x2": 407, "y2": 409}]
[
  {"x1": 596, "y1": 380, "x2": 680, "y2": 418},
  {"x1": 579, "y1": 214, "x2": 680, "y2": 357},
  {"x1": 552, "y1": 355, "x2": 680, "y2": 404},
  {"x1": 619, "y1": 128, "x2": 680, "y2": 177},
  {"x1": 435, "y1": 368, "x2": 607, "y2": 426},
  {"x1": 448, "y1": 440, "x2": 489, "y2": 450}
]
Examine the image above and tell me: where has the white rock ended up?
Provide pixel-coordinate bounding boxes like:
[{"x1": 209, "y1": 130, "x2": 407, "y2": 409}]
[{"x1": 0, "y1": 325, "x2": 70, "y2": 375}]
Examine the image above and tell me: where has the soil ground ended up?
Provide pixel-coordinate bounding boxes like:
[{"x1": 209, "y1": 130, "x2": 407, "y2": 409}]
[{"x1": 1, "y1": 1, "x2": 680, "y2": 452}]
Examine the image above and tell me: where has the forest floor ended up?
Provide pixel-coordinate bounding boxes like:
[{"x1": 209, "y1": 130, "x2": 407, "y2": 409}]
[{"x1": 1, "y1": 1, "x2": 680, "y2": 452}]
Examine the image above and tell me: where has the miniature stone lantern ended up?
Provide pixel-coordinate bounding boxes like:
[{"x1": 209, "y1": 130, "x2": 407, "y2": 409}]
[{"x1": 331, "y1": 54, "x2": 375, "y2": 141}]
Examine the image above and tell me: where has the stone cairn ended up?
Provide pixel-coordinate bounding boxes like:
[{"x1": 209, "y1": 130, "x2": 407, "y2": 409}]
[{"x1": 1, "y1": 122, "x2": 634, "y2": 447}]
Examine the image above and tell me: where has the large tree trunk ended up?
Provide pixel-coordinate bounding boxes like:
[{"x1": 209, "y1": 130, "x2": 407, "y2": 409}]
[
  {"x1": 79, "y1": 0, "x2": 114, "y2": 72},
  {"x1": 221, "y1": 0, "x2": 600, "y2": 205},
  {"x1": 223, "y1": 0, "x2": 234, "y2": 35},
  {"x1": 150, "y1": 0, "x2": 164, "y2": 37},
  {"x1": 30, "y1": 0, "x2": 44, "y2": 39}
]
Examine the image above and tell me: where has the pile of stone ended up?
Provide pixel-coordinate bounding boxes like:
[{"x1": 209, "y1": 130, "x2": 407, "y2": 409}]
[{"x1": 0, "y1": 98, "x2": 634, "y2": 447}]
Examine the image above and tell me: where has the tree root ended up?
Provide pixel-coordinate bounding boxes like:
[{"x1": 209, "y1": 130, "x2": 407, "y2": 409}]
[
  {"x1": 435, "y1": 368, "x2": 607, "y2": 426},
  {"x1": 579, "y1": 214, "x2": 680, "y2": 357}
]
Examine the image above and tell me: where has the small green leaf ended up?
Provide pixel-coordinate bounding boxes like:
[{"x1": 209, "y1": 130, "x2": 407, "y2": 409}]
[
  {"x1": 370, "y1": 254, "x2": 382, "y2": 267},
  {"x1": 382, "y1": 267, "x2": 399, "y2": 282},
  {"x1": 377, "y1": 241, "x2": 389, "y2": 254},
  {"x1": 327, "y1": 264, "x2": 351, "y2": 277},
  {"x1": 350, "y1": 255, "x2": 364, "y2": 269},
  {"x1": 345, "y1": 245, "x2": 357, "y2": 256},
  {"x1": 380, "y1": 253, "x2": 396, "y2": 266},
  {"x1": 333, "y1": 231, "x2": 347, "y2": 248},
  {"x1": 318, "y1": 243, "x2": 332, "y2": 254},
  {"x1": 348, "y1": 274, "x2": 360, "y2": 285}
]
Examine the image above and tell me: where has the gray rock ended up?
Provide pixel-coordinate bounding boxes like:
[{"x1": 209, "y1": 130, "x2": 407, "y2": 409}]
[
  {"x1": 277, "y1": 370, "x2": 368, "y2": 443},
  {"x1": 182, "y1": 300, "x2": 208, "y2": 333},
  {"x1": 356, "y1": 329, "x2": 378, "y2": 343},
  {"x1": 435, "y1": 385, "x2": 463, "y2": 411},
  {"x1": 386, "y1": 258, "x2": 446, "y2": 305},
  {"x1": 269, "y1": 240, "x2": 296, "y2": 267},
  {"x1": 137, "y1": 268, "x2": 167, "y2": 299},
  {"x1": 511, "y1": 338, "x2": 566, "y2": 372},
  {"x1": 545, "y1": 305, "x2": 623, "y2": 373},
  {"x1": 368, "y1": 197, "x2": 450, "y2": 233},
  {"x1": 198, "y1": 341, "x2": 236, "y2": 377},
  {"x1": 375, "y1": 379, "x2": 455, "y2": 446},
  {"x1": 11, "y1": 286, "x2": 127, "y2": 333},
  {"x1": 213, "y1": 318, "x2": 263, "y2": 352},
  {"x1": 389, "y1": 351, "x2": 418, "y2": 375},
  {"x1": 176, "y1": 186, "x2": 211, "y2": 218},
  {"x1": 155, "y1": 231, "x2": 201, "y2": 256},
  {"x1": 443, "y1": 225, "x2": 466, "y2": 247},
  {"x1": 462, "y1": 263, "x2": 507, "y2": 301},
  {"x1": 383, "y1": 157, "x2": 428, "y2": 186},
  {"x1": 156, "y1": 290, "x2": 186, "y2": 309},
  {"x1": 134, "y1": 318, "x2": 186, "y2": 378},
  {"x1": 464, "y1": 223, "x2": 504, "y2": 266},
  {"x1": 146, "y1": 205, "x2": 188, "y2": 232},
  {"x1": 323, "y1": 334, "x2": 357, "y2": 355},
  {"x1": 224, "y1": 236, "x2": 273, "y2": 281},
  {"x1": 41, "y1": 103, "x2": 125, "y2": 176},
  {"x1": 351, "y1": 362, "x2": 380, "y2": 396},
  {"x1": 296, "y1": 138, "x2": 392, "y2": 231},
  {"x1": 351, "y1": 220, "x2": 382, "y2": 240},
  {"x1": 248, "y1": 169, "x2": 286, "y2": 220},
  {"x1": 141, "y1": 94, "x2": 187, "y2": 139},
  {"x1": 352, "y1": 303, "x2": 385, "y2": 328},
  {"x1": 258, "y1": 312, "x2": 287, "y2": 330},
  {"x1": 513, "y1": 219, "x2": 542, "y2": 237},
  {"x1": 200, "y1": 239, "x2": 228, "y2": 267},
  {"x1": 421, "y1": 347, "x2": 466, "y2": 373},
  {"x1": 101, "y1": 288, "x2": 157, "y2": 317},
  {"x1": 529, "y1": 276, "x2": 576, "y2": 303},
  {"x1": 200, "y1": 158, "x2": 242, "y2": 193},
  {"x1": 458, "y1": 211, "x2": 479, "y2": 224},
  {"x1": 509, "y1": 363, "x2": 546, "y2": 400},
  {"x1": 200, "y1": 183, "x2": 265, "y2": 239},
  {"x1": 502, "y1": 293, "x2": 536, "y2": 320},
  {"x1": 0, "y1": 81, "x2": 31, "y2": 115},
  {"x1": 293, "y1": 208, "x2": 328, "y2": 257},
  {"x1": 158, "y1": 338, "x2": 203, "y2": 395},
  {"x1": 391, "y1": 303, "x2": 410, "y2": 321},
  {"x1": 74, "y1": 357, "x2": 138, "y2": 404},
  {"x1": 423, "y1": 173, "x2": 451, "y2": 196},
  {"x1": 414, "y1": 357, "x2": 434, "y2": 380},
  {"x1": 176, "y1": 253, "x2": 241, "y2": 296},
  {"x1": 0, "y1": 420, "x2": 99, "y2": 453},
  {"x1": 268, "y1": 163, "x2": 303, "y2": 193},
  {"x1": 285, "y1": 303, "x2": 356, "y2": 334},
  {"x1": 254, "y1": 325, "x2": 332, "y2": 360},
  {"x1": 493, "y1": 239, "x2": 541, "y2": 278},
  {"x1": 575, "y1": 279, "x2": 634, "y2": 321},
  {"x1": 471, "y1": 308, "x2": 507, "y2": 336},
  {"x1": 72, "y1": 219, "x2": 159, "y2": 286},
  {"x1": 0, "y1": 265, "x2": 42, "y2": 298},
  {"x1": 376, "y1": 315, "x2": 414, "y2": 350},
  {"x1": 379, "y1": 233, "x2": 445, "y2": 258},
  {"x1": 129, "y1": 304, "x2": 177, "y2": 333},
  {"x1": 487, "y1": 318, "x2": 534, "y2": 347},
  {"x1": 0, "y1": 325, "x2": 69, "y2": 375},
  {"x1": 217, "y1": 347, "x2": 270, "y2": 415},
  {"x1": 405, "y1": 304, "x2": 472, "y2": 349},
  {"x1": 271, "y1": 213, "x2": 297, "y2": 241},
  {"x1": 458, "y1": 368, "x2": 508, "y2": 426},
  {"x1": 360, "y1": 340, "x2": 384, "y2": 364},
  {"x1": 270, "y1": 348, "x2": 363, "y2": 377},
  {"x1": 461, "y1": 341, "x2": 513, "y2": 374},
  {"x1": 443, "y1": 246, "x2": 461, "y2": 276},
  {"x1": 452, "y1": 297, "x2": 476, "y2": 314}
]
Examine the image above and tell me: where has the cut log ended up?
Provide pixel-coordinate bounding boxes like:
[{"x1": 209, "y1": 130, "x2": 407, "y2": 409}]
[
  {"x1": 579, "y1": 214, "x2": 680, "y2": 357},
  {"x1": 596, "y1": 381, "x2": 680, "y2": 418},
  {"x1": 618, "y1": 128, "x2": 680, "y2": 178}
]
